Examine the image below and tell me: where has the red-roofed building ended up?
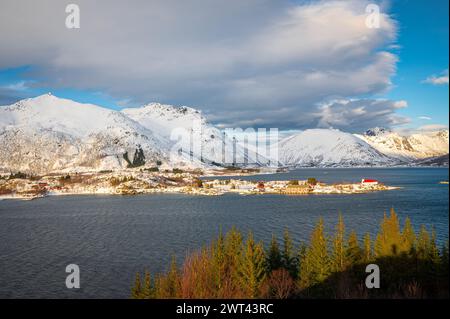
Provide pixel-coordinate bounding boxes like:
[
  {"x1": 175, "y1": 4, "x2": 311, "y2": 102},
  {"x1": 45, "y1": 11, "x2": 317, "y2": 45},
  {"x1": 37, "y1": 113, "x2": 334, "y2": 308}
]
[
  {"x1": 361, "y1": 179, "x2": 379, "y2": 185},
  {"x1": 256, "y1": 182, "x2": 265, "y2": 192}
]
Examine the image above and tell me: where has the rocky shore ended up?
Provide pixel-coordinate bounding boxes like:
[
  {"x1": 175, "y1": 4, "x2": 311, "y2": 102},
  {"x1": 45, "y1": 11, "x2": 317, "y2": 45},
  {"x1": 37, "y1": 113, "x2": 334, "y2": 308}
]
[{"x1": 0, "y1": 169, "x2": 398, "y2": 201}]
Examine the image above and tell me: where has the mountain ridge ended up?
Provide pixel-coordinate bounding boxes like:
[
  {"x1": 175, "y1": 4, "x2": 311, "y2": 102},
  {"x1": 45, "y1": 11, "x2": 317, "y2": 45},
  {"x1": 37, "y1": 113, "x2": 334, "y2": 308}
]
[{"x1": 0, "y1": 95, "x2": 448, "y2": 173}]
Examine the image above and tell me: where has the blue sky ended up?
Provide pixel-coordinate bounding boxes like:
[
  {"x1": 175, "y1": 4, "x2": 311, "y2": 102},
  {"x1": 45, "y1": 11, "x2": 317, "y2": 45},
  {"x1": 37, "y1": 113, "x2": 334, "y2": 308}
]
[
  {"x1": 0, "y1": 66, "x2": 121, "y2": 110},
  {"x1": 386, "y1": 0, "x2": 449, "y2": 130},
  {"x1": 0, "y1": 0, "x2": 448, "y2": 132}
]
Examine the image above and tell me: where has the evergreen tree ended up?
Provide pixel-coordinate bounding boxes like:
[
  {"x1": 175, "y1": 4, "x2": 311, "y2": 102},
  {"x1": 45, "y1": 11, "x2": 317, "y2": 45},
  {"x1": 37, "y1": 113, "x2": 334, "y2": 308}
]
[
  {"x1": 159, "y1": 255, "x2": 180, "y2": 298},
  {"x1": 332, "y1": 214, "x2": 346, "y2": 272},
  {"x1": 132, "y1": 147, "x2": 146, "y2": 167},
  {"x1": 297, "y1": 242, "x2": 310, "y2": 289},
  {"x1": 211, "y1": 229, "x2": 226, "y2": 292},
  {"x1": 346, "y1": 231, "x2": 363, "y2": 265},
  {"x1": 238, "y1": 232, "x2": 267, "y2": 298},
  {"x1": 363, "y1": 233, "x2": 372, "y2": 262},
  {"x1": 131, "y1": 272, "x2": 142, "y2": 299},
  {"x1": 282, "y1": 228, "x2": 296, "y2": 276},
  {"x1": 429, "y1": 229, "x2": 441, "y2": 265},
  {"x1": 224, "y1": 227, "x2": 244, "y2": 289},
  {"x1": 299, "y1": 218, "x2": 331, "y2": 288},
  {"x1": 401, "y1": 217, "x2": 416, "y2": 253},
  {"x1": 267, "y1": 234, "x2": 282, "y2": 271},
  {"x1": 375, "y1": 209, "x2": 403, "y2": 256},
  {"x1": 416, "y1": 225, "x2": 431, "y2": 259},
  {"x1": 142, "y1": 270, "x2": 154, "y2": 299}
]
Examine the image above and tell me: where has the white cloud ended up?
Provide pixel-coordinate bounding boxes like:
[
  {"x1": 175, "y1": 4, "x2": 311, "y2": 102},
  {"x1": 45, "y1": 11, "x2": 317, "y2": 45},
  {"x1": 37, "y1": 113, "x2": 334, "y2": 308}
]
[
  {"x1": 418, "y1": 116, "x2": 432, "y2": 120},
  {"x1": 423, "y1": 69, "x2": 449, "y2": 85},
  {"x1": 0, "y1": 81, "x2": 32, "y2": 104},
  {"x1": 1, "y1": 81, "x2": 29, "y2": 92},
  {"x1": 316, "y1": 99, "x2": 409, "y2": 132},
  {"x1": 0, "y1": 0, "x2": 401, "y2": 130},
  {"x1": 416, "y1": 124, "x2": 449, "y2": 132}
]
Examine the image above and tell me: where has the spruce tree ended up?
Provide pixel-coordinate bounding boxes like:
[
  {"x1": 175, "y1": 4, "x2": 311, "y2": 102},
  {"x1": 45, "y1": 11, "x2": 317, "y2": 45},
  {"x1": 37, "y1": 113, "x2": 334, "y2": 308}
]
[
  {"x1": 375, "y1": 209, "x2": 403, "y2": 256},
  {"x1": 429, "y1": 229, "x2": 441, "y2": 266},
  {"x1": 401, "y1": 217, "x2": 416, "y2": 253},
  {"x1": 417, "y1": 225, "x2": 431, "y2": 259},
  {"x1": 425, "y1": 228, "x2": 441, "y2": 286},
  {"x1": 238, "y1": 232, "x2": 267, "y2": 298},
  {"x1": 142, "y1": 270, "x2": 154, "y2": 299},
  {"x1": 363, "y1": 233, "x2": 372, "y2": 262},
  {"x1": 282, "y1": 228, "x2": 296, "y2": 276},
  {"x1": 212, "y1": 229, "x2": 226, "y2": 292},
  {"x1": 346, "y1": 231, "x2": 363, "y2": 265},
  {"x1": 267, "y1": 233, "x2": 282, "y2": 271},
  {"x1": 131, "y1": 272, "x2": 142, "y2": 299},
  {"x1": 332, "y1": 214, "x2": 346, "y2": 272},
  {"x1": 387, "y1": 208, "x2": 403, "y2": 254},
  {"x1": 297, "y1": 242, "x2": 311, "y2": 290},
  {"x1": 224, "y1": 227, "x2": 244, "y2": 289},
  {"x1": 164, "y1": 255, "x2": 180, "y2": 298},
  {"x1": 300, "y1": 218, "x2": 331, "y2": 287}
]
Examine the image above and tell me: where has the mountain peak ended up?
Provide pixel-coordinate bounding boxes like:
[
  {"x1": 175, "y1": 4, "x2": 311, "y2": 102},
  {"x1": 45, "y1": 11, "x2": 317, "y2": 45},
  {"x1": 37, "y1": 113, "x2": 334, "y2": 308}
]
[
  {"x1": 125, "y1": 102, "x2": 201, "y2": 117},
  {"x1": 365, "y1": 127, "x2": 389, "y2": 136},
  {"x1": 27, "y1": 92, "x2": 57, "y2": 102}
]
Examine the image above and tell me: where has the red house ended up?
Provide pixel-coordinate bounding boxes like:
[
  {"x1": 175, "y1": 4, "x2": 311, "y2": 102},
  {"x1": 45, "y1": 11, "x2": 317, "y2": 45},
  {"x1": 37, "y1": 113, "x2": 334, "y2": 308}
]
[
  {"x1": 256, "y1": 182, "x2": 265, "y2": 192},
  {"x1": 361, "y1": 179, "x2": 379, "y2": 185}
]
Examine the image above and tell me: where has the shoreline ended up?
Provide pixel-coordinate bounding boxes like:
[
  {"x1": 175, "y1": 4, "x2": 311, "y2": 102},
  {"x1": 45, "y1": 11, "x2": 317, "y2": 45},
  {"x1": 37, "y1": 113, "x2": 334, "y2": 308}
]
[
  {"x1": 0, "y1": 182, "x2": 401, "y2": 202},
  {"x1": 6, "y1": 166, "x2": 443, "y2": 202}
]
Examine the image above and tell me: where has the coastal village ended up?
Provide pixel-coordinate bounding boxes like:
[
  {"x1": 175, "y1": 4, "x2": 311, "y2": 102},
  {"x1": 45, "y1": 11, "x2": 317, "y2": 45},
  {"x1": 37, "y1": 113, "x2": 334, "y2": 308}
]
[{"x1": 0, "y1": 168, "x2": 399, "y2": 200}]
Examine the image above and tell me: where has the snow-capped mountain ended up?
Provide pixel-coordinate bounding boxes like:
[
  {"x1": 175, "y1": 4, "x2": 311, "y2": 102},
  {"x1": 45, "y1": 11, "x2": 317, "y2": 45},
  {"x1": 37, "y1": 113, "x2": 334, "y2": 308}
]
[
  {"x1": 0, "y1": 94, "x2": 169, "y2": 173},
  {"x1": 0, "y1": 95, "x2": 448, "y2": 174},
  {"x1": 276, "y1": 129, "x2": 393, "y2": 167},
  {"x1": 0, "y1": 94, "x2": 264, "y2": 174},
  {"x1": 122, "y1": 103, "x2": 266, "y2": 166},
  {"x1": 355, "y1": 128, "x2": 449, "y2": 161}
]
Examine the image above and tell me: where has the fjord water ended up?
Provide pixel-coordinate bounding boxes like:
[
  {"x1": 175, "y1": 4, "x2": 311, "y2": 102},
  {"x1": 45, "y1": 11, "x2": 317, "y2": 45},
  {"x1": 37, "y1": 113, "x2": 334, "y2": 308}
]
[{"x1": 0, "y1": 168, "x2": 448, "y2": 298}]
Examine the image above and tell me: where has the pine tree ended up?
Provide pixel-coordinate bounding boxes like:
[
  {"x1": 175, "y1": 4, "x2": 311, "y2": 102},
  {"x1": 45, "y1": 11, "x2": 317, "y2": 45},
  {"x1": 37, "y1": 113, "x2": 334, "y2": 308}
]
[
  {"x1": 332, "y1": 214, "x2": 346, "y2": 272},
  {"x1": 132, "y1": 147, "x2": 146, "y2": 167},
  {"x1": 162, "y1": 255, "x2": 180, "y2": 298},
  {"x1": 297, "y1": 242, "x2": 310, "y2": 290},
  {"x1": 416, "y1": 225, "x2": 431, "y2": 259},
  {"x1": 282, "y1": 228, "x2": 296, "y2": 276},
  {"x1": 363, "y1": 233, "x2": 372, "y2": 262},
  {"x1": 211, "y1": 229, "x2": 226, "y2": 293},
  {"x1": 267, "y1": 234, "x2": 282, "y2": 271},
  {"x1": 429, "y1": 229, "x2": 441, "y2": 265},
  {"x1": 375, "y1": 209, "x2": 403, "y2": 256},
  {"x1": 131, "y1": 272, "x2": 142, "y2": 299},
  {"x1": 142, "y1": 270, "x2": 154, "y2": 299},
  {"x1": 224, "y1": 227, "x2": 244, "y2": 289},
  {"x1": 346, "y1": 231, "x2": 363, "y2": 265},
  {"x1": 401, "y1": 217, "x2": 416, "y2": 253},
  {"x1": 238, "y1": 232, "x2": 267, "y2": 298},
  {"x1": 300, "y1": 218, "x2": 331, "y2": 288}
]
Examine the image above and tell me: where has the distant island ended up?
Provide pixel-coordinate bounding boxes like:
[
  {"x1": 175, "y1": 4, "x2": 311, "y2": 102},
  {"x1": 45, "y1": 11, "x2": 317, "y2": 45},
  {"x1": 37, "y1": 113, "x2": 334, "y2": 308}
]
[{"x1": 0, "y1": 169, "x2": 398, "y2": 201}]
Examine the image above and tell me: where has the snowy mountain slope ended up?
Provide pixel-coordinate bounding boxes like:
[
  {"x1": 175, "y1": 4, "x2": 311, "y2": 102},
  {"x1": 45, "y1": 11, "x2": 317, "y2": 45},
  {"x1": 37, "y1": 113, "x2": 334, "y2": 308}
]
[
  {"x1": 0, "y1": 95, "x2": 265, "y2": 174},
  {"x1": 276, "y1": 129, "x2": 394, "y2": 167},
  {"x1": 0, "y1": 94, "x2": 169, "y2": 173},
  {"x1": 411, "y1": 154, "x2": 449, "y2": 167},
  {"x1": 122, "y1": 103, "x2": 266, "y2": 166},
  {"x1": 355, "y1": 128, "x2": 449, "y2": 161},
  {"x1": 1, "y1": 95, "x2": 447, "y2": 173}
]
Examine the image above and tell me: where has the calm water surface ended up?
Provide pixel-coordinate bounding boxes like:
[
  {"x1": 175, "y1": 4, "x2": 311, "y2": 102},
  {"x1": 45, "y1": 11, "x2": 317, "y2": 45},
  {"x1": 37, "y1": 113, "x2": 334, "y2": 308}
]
[{"x1": 0, "y1": 168, "x2": 448, "y2": 298}]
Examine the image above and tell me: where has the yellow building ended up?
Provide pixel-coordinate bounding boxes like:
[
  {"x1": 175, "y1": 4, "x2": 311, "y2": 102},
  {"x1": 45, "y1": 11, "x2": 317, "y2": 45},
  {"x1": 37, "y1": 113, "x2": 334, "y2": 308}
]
[{"x1": 284, "y1": 184, "x2": 311, "y2": 194}]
